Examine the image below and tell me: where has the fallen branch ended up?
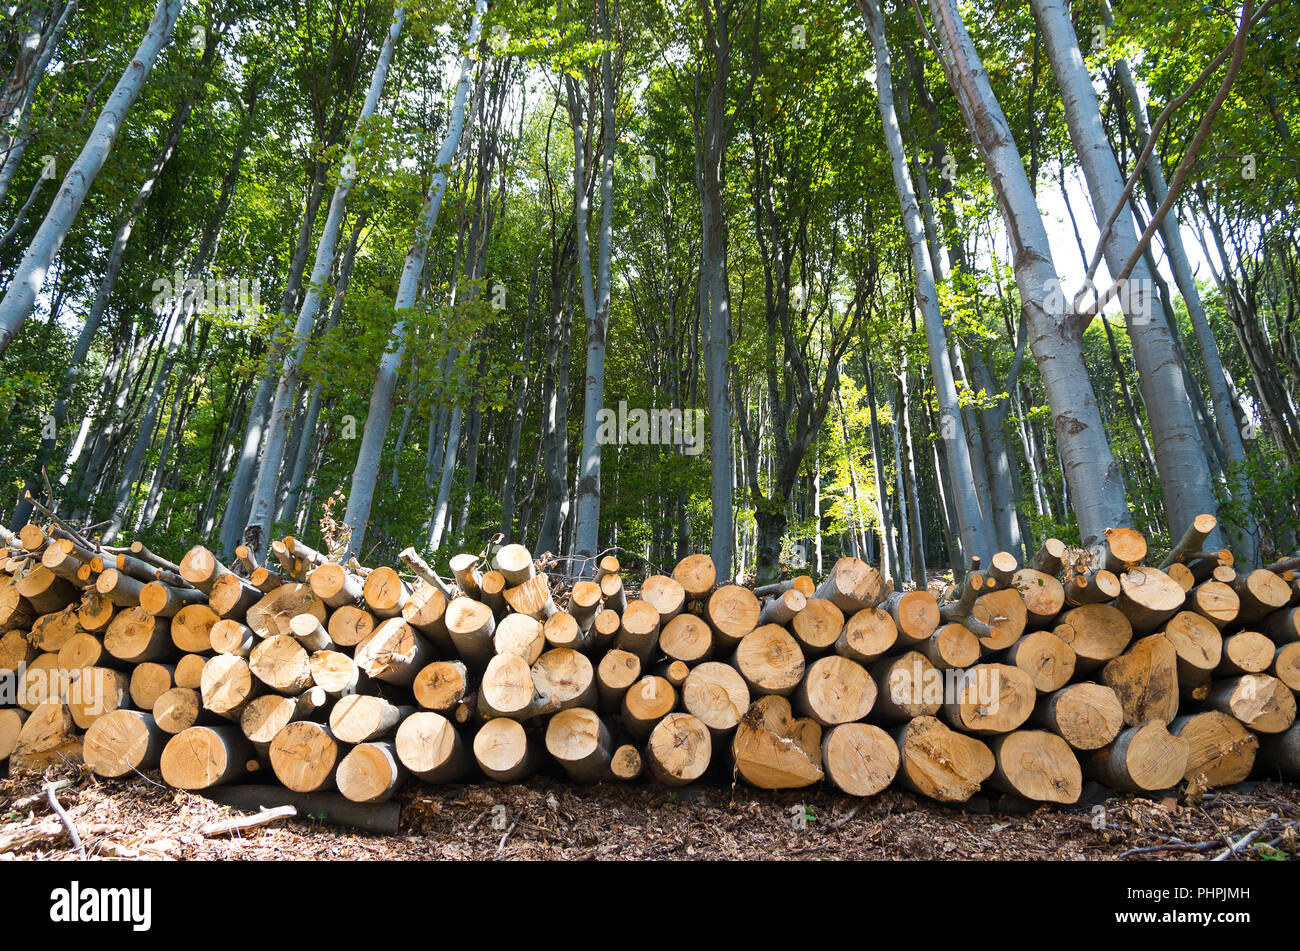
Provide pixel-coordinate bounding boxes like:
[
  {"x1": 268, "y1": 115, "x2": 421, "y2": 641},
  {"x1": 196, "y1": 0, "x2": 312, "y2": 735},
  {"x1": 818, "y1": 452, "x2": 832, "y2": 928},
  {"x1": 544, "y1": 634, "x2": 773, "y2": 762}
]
[{"x1": 201, "y1": 804, "x2": 297, "y2": 837}]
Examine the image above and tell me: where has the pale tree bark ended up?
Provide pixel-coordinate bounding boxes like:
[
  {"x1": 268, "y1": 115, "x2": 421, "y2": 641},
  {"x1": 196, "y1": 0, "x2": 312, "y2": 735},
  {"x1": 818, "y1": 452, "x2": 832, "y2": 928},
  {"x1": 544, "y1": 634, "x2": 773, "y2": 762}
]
[
  {"x1": 859, "y1": 0, "x2": 991, "y2": 562},
  {"x1": 246, "y1": 6, "x2": 406, "y2": 559},
  {"x1": 1032, "y1": 0, "x2": 1220, "y2": 547},
  {"x1": 925, "y1": 0, "x2": 1130, "y2": 538},
  {"x1": 342, "y1": 0, "x2": 487, "y2": 556},
  {"x1": 0, "y1": 0, "x2": 183, "y2": 356},
  {"x1": 569, "y1": 0, "x2": 617, "y2": 575}
]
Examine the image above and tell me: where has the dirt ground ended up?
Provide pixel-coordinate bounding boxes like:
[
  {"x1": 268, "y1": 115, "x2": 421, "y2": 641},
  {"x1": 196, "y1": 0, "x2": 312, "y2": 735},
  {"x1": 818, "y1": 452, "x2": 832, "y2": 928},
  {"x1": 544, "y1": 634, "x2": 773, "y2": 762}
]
[{"x1": 2, "y1": 759, "x2": 1297, "y2": 861}]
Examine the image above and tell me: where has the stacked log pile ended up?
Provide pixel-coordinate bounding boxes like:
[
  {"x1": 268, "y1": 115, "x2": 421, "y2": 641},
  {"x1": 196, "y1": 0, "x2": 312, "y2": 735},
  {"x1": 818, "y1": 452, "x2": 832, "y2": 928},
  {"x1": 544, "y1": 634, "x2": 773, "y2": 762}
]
[{"x1": 2, "y1": 513, "x2": 1298, "y2": 810}]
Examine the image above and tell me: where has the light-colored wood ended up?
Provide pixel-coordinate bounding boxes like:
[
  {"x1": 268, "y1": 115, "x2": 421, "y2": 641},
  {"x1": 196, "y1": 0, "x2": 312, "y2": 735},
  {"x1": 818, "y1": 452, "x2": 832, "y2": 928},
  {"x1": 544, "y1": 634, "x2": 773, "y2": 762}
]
[
  {"x1": 494, "y1": 613, "x2": 545, "y2": 663},
  {"x1": 922, "y1": 622, "x2": 980, "y2": 671},
  {"x1": 104, "y1": 606, "x2": 173, "y2": 663},
  {"x1": 249, "y1": 633, "x2": 312, "y2": 693},
  {"x1": 449, "y1": 553, "x2": 482, "y2": 598},
  {"x1": 611, "y1": 744, "x2": 643, "y2": 780},
  {"x1": 395, "y1": 711, "x2": 468, "y2": 783},
  {"x1": 1005, "y1": 630, "x2": 1076, "y2": 693},
  {"x1": 793, "y1": 654, "x2": 874, "y2": 726},
  {"x1": 329, "y1": 694, "x2": 413, "y2": 743},
  {"x1": 672, "y1": 554, "x2": 716, "y2": 600},
  {"x1": 153, "y1": 687, "x2": 205, "y2": 734},
  {"x1": 731, "y1": 624, "x2": 804, "y2": 697},
  {"x1": 337, "y1": 741, "x2": 407, "y2": 803},
  {"x1": 988, "y1": 730, "x2": 1082, "y2": 803},
  {"x1": 174, "y1": 652, "x2": 206, "y2": 689},
  {"x1": 531, "y1": 647, "x2": 596, "y2": 710},
  {"x1": 30, "y1": 604, "x2": 80, "y2": 652},
  {"x1": 1166, "y1": 561, "x2": 1195, "y2": 592},
  {"x1": 200, "y1": 653, "x2": 261, "y2": 719},
  {"x1": 327, "y1": 605, "x2": 375, "y2": 648},
  {"x1": 17, "y1": 566, "x2": 78, "y2": 612},
  {"x1": 352, "y1": 617, "x2": 432, "y2": 687},
  {"x1": 247, "y1": 583, "x2": 326, "y2": 639},
  {"x1": 791, "y1": 597, "x2": 845, "y2": 654},
  {"x1": 401, "y1": 580, "x2": 451, "y2": 651},
  {"x1": 731, "y1": 694, "x2": 823, "y2": 790},
  {"x1": 179, "y1": 546, "x2": 232, "y2": 595},
  {"x1": 833, "y1": 605, "x2": 898, "y2": 664},
  {"x1": 870, "y1": 650, "x2": 941, "y2": 721},
  {"x1": 445, "y1": 596, "x2": 497, "y2": 667},
  {"x1": 8, "y1": 701, "x2": 81, "y2": 771},
  {"x1": 971, "y1": 588, "x2": 1027, "y2": 651},
  {"x1": 894, "y1": 714, "x2": 995, "y2": 803},
  {"x1": 479, "y1": 570, "x2": 508, "y2": 616},
  {"x1": 128, "y1": 661, "x2": 174, "y2": 711},
  {"x1": 566, "y1": 580, "x2": 602, "y2": 630},
  {"x1": 705, "y1": 584, "x2": 761, "y2": 651},
  {"x1": 646, "y1": 712, "x2": 712, "y2": 785},
  {"x1": 359, "y1": 566, "x2": 408, "y2": 620},
  {"x1": 821, "y1": 722, "x2": 899, "y2": 797},
  {"x1": 641, "y1": 574, "x2": 685, "y2": 621},
  {"x1": 170, "y1": 603, "x2": 220, "y2": 653},
  {"x1": 1207, "y1": 674, "x2": 1296, "y2": 733},
  {"x1": 1064, "y1": 567, "x2": 1121, "y2": 606},
  {"x1": 596, "y1": 648, "x2": 641, "y2": 713},
  {"x1": 1160, "y1": 611, "x2": 1223, "y2": 691},
  {"x1": 659, "y1": 613, "x2": 712, "y2": 663},
  {"x1": 17, "y1": 652, "x2": 64, "y2": 711},
  {"x1": 545, "y1": 707, "x2": 615, "y2": 782},
  {"x1": 620, "y1": 674, "x2": 676, "y2": 739},
  {"x1": 479, "y1": 652, "x2": 561, "y2": 720},
  {"x1": 1233, "y1": 569, "x2": 1292, "y2": 624},
  {"x1": 881, "y1": 590, "x2": 939, "y2": 645},
  {"x1": 942, "y1": 663, "x2": 1036, "y2": 734},
  {"x1": 269, "y1": 720, "x2": 340, "y2": 792},
  {"x1": 598, "y1": 575, "x2": 626, "y2": 617},
  {"x1": 160, "y1": 725, "x2": 252, "y2": 789},
  {"x1": 139, "y1": 579, "x2": 207, "y2": 618},
  {"x1": 77, "y1": 590, "x2": 115, "y2": 633},
  {"x1": 1091, "y1": 527, "x2": 1148, "y2": 574},
  {"x1": 1272, "y1": 642, "x2": 1300, "y2": 691},
  {"x1": 1101, "y1": 633, "x2": 1180, "y2": 726},
  {"x1": 1013, "y1": 568, "x2": 1066, "y2": 628},
  {"x1": 504, "y1": 573, "x2": 558, "y2": 620},
  {"x1": 0, "y1": 628, "x2": 32, "y2": 673},
  {"x1": 1171, "y1": 711, "x2": 1259, "y2": 787},
  {"x1": 308, "y1": 563, "x2": 365, "y2": 609},
  {"x1": 614, "y1": 599, "x2": 660, "y2": 662},
  {"x1": 542, "y1": 611, "x2": 591, "y2": 652},
  {"x1": 473, "y1": 717, "x2": 538, "y2": 782},
  {"x1": 1053, "y1": 603, "x2": 1133, "y2": 671},
  {"x1": 813, "y1": 557, "x2": 887, "y2": 614},
  {"x1": 1215, "y1": 630, "x2": 1274, "y2": 676},
  {"x1": 1187, "y1": 580, "x2": 1239, "y2": 629},
  {"x1": 210, "y1": 619, "x2": 256, "y2": 657},
  {"x1": 64, "y1": 667, "x2": 128, "y2": 729},
  {"x1": 413, "y1": 659, "x2": 470, "y2": 712},
  {"x1": 592, "y1": 608, "x2": 620, "y2": 648},
  {"x1": 94, "y1": 567, "x2": 144, "y2": 607},
  {"x1": 494, "y1": 543, "x2": 535, "y2": 585},
  {"x1": 758, "y1": 589, "x2": 806, "y2": 626},
  {"x1": 1087, "y1": 721, "x2": 1188, "y2": 792},
  {"x1": 0, "y1": 707, "x2": 28, "y2": 760},
  {"x1": 240, "y1": 688, "x2": 326, "y2": 752},
  {"x1": 1116, "y1": 566, "x2": 1188, "y2": 633},
  {"x1": 681, "y1": 661, "x2": 749, "y2": 734},
  {"x1": 1033, "y1": 682, "x2": 1124, "y2": 751},
  {"x1": 0, "y1": 580, "x2": 36, "y2": 632}
]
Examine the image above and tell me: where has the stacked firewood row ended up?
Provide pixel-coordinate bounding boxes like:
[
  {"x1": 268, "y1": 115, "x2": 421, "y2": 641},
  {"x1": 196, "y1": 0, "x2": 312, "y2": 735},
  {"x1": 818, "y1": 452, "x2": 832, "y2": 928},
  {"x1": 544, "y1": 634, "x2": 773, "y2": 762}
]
[{"x1": 2, "y1": 512, "x2": 1299, "y2": 809}]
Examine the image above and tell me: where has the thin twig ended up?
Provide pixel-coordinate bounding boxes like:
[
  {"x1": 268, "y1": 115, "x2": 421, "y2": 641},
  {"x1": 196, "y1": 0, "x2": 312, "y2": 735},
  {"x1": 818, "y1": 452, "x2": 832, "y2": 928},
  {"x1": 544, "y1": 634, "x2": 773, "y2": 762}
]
[{"x1": 45, "y1": 783, "x2": 86, "y2": 860}]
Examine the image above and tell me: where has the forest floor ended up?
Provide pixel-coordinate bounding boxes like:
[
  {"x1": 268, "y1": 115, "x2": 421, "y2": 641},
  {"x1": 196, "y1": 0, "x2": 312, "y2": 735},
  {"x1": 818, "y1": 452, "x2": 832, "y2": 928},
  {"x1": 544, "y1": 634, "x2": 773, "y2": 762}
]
[{"x1": 2, "y1": 759, "x2": 1297, "y2": 860}]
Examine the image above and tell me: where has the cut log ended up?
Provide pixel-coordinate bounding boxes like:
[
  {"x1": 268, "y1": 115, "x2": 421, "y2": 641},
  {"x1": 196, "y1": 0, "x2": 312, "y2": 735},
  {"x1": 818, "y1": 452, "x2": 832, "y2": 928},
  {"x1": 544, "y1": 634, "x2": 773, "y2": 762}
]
[
  {"x1": 29, "y1": 604, "x2": 79, "y2": 651},
  {"x1": 337, "y1": 741, "x2": 407, "y2": 803},
  {"x1": 240, "y1": 688, "x2": 327, "y2": 753},
  {"x1": 18, "y1": 565, "x2": 78, "y2": 612},
  {"x1": 793, "y1": 655, "x2": 875, "y2": 726},
  {"x1": 1207, "y1": 674, "x2": 1296, "y2": 733},
  {"x1": 1115, "y1": 566, "x2": 1193, "y2": 634},
  {"x1": 1033, "y1": 682, "x2": 1124, "y2": 751},
  {"x1": 153, "y1": 687, "x2": 208, "y2": 734},
  {"x1": 329, "y1": 694, "x2": 413, "y2": 744},
  {"x1": 170, "y1": 603, "x2": 220, "y2": 653},
  {"x1": 1030, "y1": 537, "x2": 1066, "y2": 575},
  {"x1": 652, "y1": 659, "x2": 690, "y2": 688},
  {"x1": 94, "y1": 567, "x2": 145, "y2": 607},
  {"x1": 545, "y1": 707, "x2": 615, "y2": 782},
  {"x1": 1170, "y1": 711, "x2": 1259, "y2": 787},
  {"x1": 758, "y1": 588, "x2": 805, "y2": 626},
  {"x1": 494, "y1": 543, "x2": 535, "y2": 586},
  {"x1": 659, "y1": 613, "x2": 712, "y2": 664},
  {"x1": 1159, "y1": 512, "x2": 1219, "y2": 569},
  {"x1": 479, "y1": 570, "x2": 508, "y2": 616},
  {"x1": 288, "y1": 612, "x2": 334, "y2": 652},
  {"x1": 179, "y1": 546, "x2": 233, "y2": 595},
  {"x1": 0, "y1": 707, "x2": 27, "y2": 761},
  {"x1": 1272, "y1": 642, "x2": 1300, "y2": 691},
  {"x1": 611, "y1": 745, "x2": 643, "y2": 780},
  {"x1": 971, "y1": 588, "x2": 1027, "y2": 651},
  {"x1": 1063, "y1": 567, "x2": 1121, "y2": 606},
  {"x1": 592, "y1": 608, "x2": 620, "y2": 649},
  {"x1": 821, "y1": 722, "x2": 899, "y2": 797},
  {"x1": 210, "y1": 619, "x2": 256, "y2": 657},
  {"x1": 1005, "y1": 630, "x2": 1076, "y2": 693},
  {"x1": 791, "y1": 597, "x2": 845, "y2": 655},
  {"x1": 566, "y1": 580, "x2": 602, "y2": 630},
  {"x1": 328, "y1": 605, "x2": 375, "y2": 648},
  {"x1": 1233, "y1": 569, "x2": 1292, "y2": 624},
  {"x1": 531, "y1": 647, "x2": 597, "y2": 710},
  {"x1": 894, "y1": 714, "x2": 995, "y2": 803},
  {"x1": 9, "y1": 701, "x2": 81, "y2": 771},
  {"x1": 128, "y1": 661, "x2": 175, "y2": 711},
  {"x1": 646, "y1": 712, "x2": 712, "y2": 785},
  {"x1": 1216, "y1": 630, "x2": 1274, "y2": 677},
  {"x1": 479, "y1": 652, "x2": 561, "y2": 720},
  {"x1": 731, "y1": 694, "x2": 823, "y2": 790},
  {"x1": 160, "y1": 725, "x2": 252, "y2": 789},
  {"x1": 922, "y1": 622, "x2": 980, "y2": 671},
  {"x1": 362, "y1": 566, "x2": 410, "y2": 619},
  {"x1": 672, "y1": 554, "x2": 716, "y2": 601},
  {"x1": 1187, "y1": 580, "x2": 1239, "y2": 630},
  {"x1": 596, "y1": 648, "x2": 641, "y2": 713},
  {"x1": 445, "y1": 596, "x2": 497, "y2": 668},
  {"x1": 250, "y1": 566, "x2": 286, "y2": 593},
  {"x1": 65, "y1": 666, "x2": 129, "y2": 729},
  {"x1": 492, "y1": 613, "x2": 544, "y2": 664},
  {"x1": 309, "y1": 563, "x2": 365, "y2": 609},
  {"x1": 731, "y1": 624, "x2": 804, "y2": 697},
  {"x1": 353, "y1": 618, "x2": 432, "y2": 687},
  {"x1": 207, "y1": 573, "x2": 262, "y2": 620},
  {"x1": 705, "y1": 584, "x2": 761, "y2": 651},
  {"x1": 76, "y1": 590, "x2": 115, "y2": 634},
  {"x1": 881, "y1": 590, "x2": 939, "y2": 646},
  {"x1": 247, "y1": 583, "x2": 326, "y2": 639},
  {"x1": 394, "y1": 711, "x2": 469, "y2": 783},
  {"x1": 309, "y1": 649, "x2": 364, "y2": 697},
  {"x1": 681, "y1": 661, "x2": 750, "y2": 735},
  {"x1": 505, "y1": 573, "x2": 558, "y2": 620},
  {"x1": 813, "y1": 557, "x2": 886, "y2": 615},
  {"x1": 1053, "y1": 604, "x2": 1133, "y2": 671},
  {"x1": 620, "y1": 675, "x2": 676, "y2": 739},
  {"x1": 871, "y1": 650, "x2": 942, "y2": 721},
  {"x1": 1166, "y1": 561, "x2": 1195, "y2": 592},
  {"x1": 56, "y1": 631, "x2": 116, "y2": 672},
  {"x1": 1014, "y1": 568, "x2": 1066, "y2": 628},
  {"x1": 472, "y1": 717, "x2": 538, "y2": 782},
  {"x1": 139, "y1": 580, "x2": 206, "y2": 618},
  {"x1": 249, "y1": 634, "x2": 313, "y2": 693},
  {"x1": 0, "y1": 582, "x2": 36, "y2": 632},
  {"x1": 942, "y1": 663, "x2": 1036, "y2": 735},
  {"x1": 1086, "y1": 721, "x2": 1188, "y2": 792},
  {"x1": 269, "y1": 720, "x2": 341, "y2": 793},
  {"x1": 1091, "y1": 527, "x2": 1148, "y2": 574},
  {"x1": 1258, "y1": 722, "x2": 1300, "y2": 780},
  {"x1": 987, "y1": 550, "x2": 1019, "y2": 587},
  {"x1": 413, "y1": 660, "x2": 471, "y2": 713},
  {"x1": 641, "y1": 574, "x2": 685, "y2": 622},
  {"x1": 542, "y1": 611, "x2": 590, "y2": 653},
  {"x1": 988, "y1": 730, "x2": 1082, "y2": 803},
  {"x1": 17, "y1": 652, "x2": 64, "y2": 711},
  {"x1": 0, "y1": 628, "x2": 33, "y2": 673},
  {"x1": 834, "y1": 605, "x2": 898, "y2": 664},
  {"x1": 401, "y1": 580, "x2": 451, "y2": 653},
  {"x1": 200, "y1": 653, "x2": 261, "y2": 720},
  {"x1": 104, "y1": 606, "x2": 173, "y2": 663},
  {"x1": 1101, "y1": 633, "x2": 1180, "y2": 726},
  {"x1": 448, "y1": 553, "x2": 482, "y2": 598},
  {"x1": 174, "y1": 652, "x2": 206, "y2": 689},
  {"x1": 614, "y1": 599, "x2": 661, "y2": 662}
]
